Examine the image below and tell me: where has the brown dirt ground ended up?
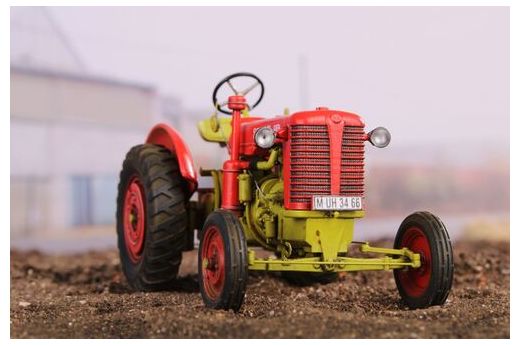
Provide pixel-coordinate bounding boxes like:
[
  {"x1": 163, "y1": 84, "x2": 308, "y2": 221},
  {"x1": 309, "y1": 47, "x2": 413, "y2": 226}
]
[{"x1": 10, "y1": 240, "x2": 509, "y2": 339}]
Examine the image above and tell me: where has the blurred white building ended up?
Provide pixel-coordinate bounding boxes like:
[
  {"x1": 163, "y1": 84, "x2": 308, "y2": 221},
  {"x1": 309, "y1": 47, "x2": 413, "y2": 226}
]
[
  {"x1": 10, "y1": 7, "x2": 162, "y2": 237},
  {"x1": 10, "y1": 8, "x2": 223, "y2": 242},
  {"x1": 10, "y1": 65, "x2": 161, "y2": 235}
]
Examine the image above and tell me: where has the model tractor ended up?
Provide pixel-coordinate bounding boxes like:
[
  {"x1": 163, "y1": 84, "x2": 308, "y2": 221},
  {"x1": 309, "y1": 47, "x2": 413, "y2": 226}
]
[{"x1": 116, "y1": 72, "x2": 454, "y2": 311}]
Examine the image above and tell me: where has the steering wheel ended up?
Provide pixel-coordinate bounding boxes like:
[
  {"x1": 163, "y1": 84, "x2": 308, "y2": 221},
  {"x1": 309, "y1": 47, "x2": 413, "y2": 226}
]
[{"x1": 212, "y1": 72, "x2": 265, "y2": 115}]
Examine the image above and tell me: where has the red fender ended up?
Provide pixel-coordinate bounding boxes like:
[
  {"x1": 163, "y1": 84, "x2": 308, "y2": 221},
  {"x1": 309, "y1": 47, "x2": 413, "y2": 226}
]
[{"x1": 146, "y1": 123, "x2": 198, "y2": 195}]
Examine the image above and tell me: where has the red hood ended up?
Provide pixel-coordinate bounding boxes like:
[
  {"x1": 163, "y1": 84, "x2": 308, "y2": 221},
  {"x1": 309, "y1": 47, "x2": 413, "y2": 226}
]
[{"x1": 239, "y1": 108, "x2": 365, "y2": 156}]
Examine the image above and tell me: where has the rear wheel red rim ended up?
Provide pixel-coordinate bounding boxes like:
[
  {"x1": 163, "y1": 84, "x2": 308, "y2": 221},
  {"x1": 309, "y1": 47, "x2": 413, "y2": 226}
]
[
  {"x1": 397, "y1": 227, "x2": 432, "y2": 297},
  {"x1": 201, "y1": 226, "x2": 225, "y2": 300},
  {"x1": 123, "y1": 176, "x2": 146, "y2": 263}
]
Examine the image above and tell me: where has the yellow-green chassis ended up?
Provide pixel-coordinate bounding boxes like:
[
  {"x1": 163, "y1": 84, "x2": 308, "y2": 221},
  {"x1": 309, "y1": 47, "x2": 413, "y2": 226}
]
[
  {"x1": 248, "y1": 242, "x2": 421, "y2": 272},
  {"x1": 244, "y1": 206, "x2": 422, "y2": 273},
  {"x1": 199, "y1": 148, "x2": 421, "y2": 274}
]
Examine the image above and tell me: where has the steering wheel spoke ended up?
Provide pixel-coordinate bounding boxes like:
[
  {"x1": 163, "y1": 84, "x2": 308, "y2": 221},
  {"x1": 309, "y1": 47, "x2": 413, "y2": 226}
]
[
  {"x1": 226, "y1": 81, "x2": 239, "y2": 95},
  {"x1": 240, "y1": 81, "x2": 260, "y2": 96},
  {"x1": 212, "y1": 72, "x2": 264, "y2": 115}
]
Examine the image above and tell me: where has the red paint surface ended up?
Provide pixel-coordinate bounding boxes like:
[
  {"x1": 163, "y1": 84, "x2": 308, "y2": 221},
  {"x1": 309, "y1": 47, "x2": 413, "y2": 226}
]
[
  {"x1": 146, "y1": 123, "x2": 198, "y2": 194},
  {"x1": 221, "y1": 160, "x2": 241, "y2": 210},
  {"x1": 201, "y1": 225, "x2": 226, "y2": 300},
  {"x1": 145, "y1": 105, "x2": 368, "y2": 212},
  {"x1": 222, "y1": 95, "x2": 251, "y2": 210},
  {"x1": 123, "y1": 176, "x2": 146, "y2": 263},
  {"x1": 281, "y1": 109, "x2": 365, "y2": 210},
  {"x1": 396, "y1": 227, "x2": 432, "y2": 297}
]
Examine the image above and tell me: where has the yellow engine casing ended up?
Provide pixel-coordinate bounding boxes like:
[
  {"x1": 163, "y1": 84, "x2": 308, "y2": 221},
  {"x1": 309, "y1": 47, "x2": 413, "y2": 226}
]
[{"x1": 241, "y1": 175, "x2": 365, "y2": 261}]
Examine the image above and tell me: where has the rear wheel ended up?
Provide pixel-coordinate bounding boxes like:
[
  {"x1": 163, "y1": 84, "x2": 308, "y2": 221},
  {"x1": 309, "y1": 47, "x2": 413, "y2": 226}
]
[
  {"x1": 281, "y1": 271, "x2": 339, "y2": 286},
  {"x1": 393, "y1": 211, "x2": 453, "y2": 309},
  {"x1": 198, "y1": 210, "x2": 248, "y2": 312},
  {"x1": 116, "y1": 144, "x2": 188, "y2": 291}
]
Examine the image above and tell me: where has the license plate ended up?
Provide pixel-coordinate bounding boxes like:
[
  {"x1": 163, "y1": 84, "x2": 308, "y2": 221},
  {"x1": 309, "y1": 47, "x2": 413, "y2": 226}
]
[{"x1": 312, "y1": 196, "x2": 363, "y2": 211}]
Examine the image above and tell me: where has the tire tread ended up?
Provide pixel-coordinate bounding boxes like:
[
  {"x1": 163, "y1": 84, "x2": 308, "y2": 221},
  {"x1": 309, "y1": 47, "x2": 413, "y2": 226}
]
[
  {"x1": 116, "y1": 144, "x2": 189, "y2": 291},
  {"x1": 393, "y1": 211, "x2": 454, "y2": 309},
  {"x1": 198, "y1": 210, "x2": 248, "y2": 312}
]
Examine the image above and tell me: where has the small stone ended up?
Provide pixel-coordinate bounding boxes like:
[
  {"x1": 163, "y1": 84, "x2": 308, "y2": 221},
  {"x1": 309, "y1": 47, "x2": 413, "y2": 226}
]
[
  {"x1": 269, "y1": 310, "x2": 275, "y2": 316},
  {"x1": 79, "y1": 300, "x2": 87, "y2": 305},
  {"x1": 19, "y1": 301, "x2": 31, "y2": 307},
  {"x1": 473, "y1": 265, "x2": 483, "y2": 273}
]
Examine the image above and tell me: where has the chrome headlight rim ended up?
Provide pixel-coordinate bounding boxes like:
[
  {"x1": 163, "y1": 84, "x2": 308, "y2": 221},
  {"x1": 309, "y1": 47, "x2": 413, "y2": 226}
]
[
  {"x1": 254, "y1": 126, "x2": 276, "y2": 149},
  {"x1": 368, "y1": 126, "x2": 391, "y2": 148}
]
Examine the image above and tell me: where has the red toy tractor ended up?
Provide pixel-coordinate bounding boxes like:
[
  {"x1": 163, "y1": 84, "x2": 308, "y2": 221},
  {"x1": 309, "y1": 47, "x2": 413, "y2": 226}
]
[{"x1": 116, "y1": 72, "x2": 453, "y2": 311}]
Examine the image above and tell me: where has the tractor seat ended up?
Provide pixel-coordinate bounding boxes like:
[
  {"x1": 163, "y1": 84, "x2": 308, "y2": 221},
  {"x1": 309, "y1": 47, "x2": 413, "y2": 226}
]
[
  {"x1": 197, "y1": 115, "x2": 232, "y2": 143},
  {"x1": 197, "y1": 114, "x2": 264, "y2": 143}
]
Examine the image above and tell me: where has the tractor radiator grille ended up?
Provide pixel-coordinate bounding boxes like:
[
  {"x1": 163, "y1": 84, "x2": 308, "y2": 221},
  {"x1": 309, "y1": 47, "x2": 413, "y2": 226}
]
[
  {"x1": 289, "y1": 125, "x2": 331, "y2": 205},
  {"x1": 287, "y1": 124, "x2": 365, "y2": 209},
  {"x1": 341, "y1": 126, "x2": 365, "y2": 195}
]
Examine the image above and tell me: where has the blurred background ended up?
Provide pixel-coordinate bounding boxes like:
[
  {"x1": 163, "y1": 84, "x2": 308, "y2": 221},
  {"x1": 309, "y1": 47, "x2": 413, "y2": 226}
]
[{"x1": 10, "y1": 6, "x2": 509, "y2": 253}]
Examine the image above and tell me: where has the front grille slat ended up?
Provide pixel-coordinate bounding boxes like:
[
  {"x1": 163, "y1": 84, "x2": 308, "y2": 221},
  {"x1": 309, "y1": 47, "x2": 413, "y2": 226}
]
[
  {"x1": 287, "y1": 123, "x2": 365, "y2": 209},
  {"x1": 340, "y1": 126, "x2": 365, "y2": 197},
  {"x1": 289, "y1": 125, "x2": 330, "y2": 206}
]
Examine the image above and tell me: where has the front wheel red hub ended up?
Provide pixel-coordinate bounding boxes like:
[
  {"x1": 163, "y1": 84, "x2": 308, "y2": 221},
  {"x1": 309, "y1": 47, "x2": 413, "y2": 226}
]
[
  {"x1": 201, "y1": 226, "x2": 226, "y2": 300},
  {"x1": 123, "y1": 176, "x2": 146, "y2": 262},
  {"x1": 397, "y1": 227, "x2": 432, "y2": 297}
]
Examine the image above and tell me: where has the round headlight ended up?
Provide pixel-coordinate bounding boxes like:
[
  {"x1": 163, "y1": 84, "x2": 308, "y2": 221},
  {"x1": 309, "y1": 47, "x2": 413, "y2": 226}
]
[
  {"x1": 368, "y1": 127, "x2": 391, "y2": 148},
  {"x1": 254, "y1": 127, "x2": 276, "y2": 149}
]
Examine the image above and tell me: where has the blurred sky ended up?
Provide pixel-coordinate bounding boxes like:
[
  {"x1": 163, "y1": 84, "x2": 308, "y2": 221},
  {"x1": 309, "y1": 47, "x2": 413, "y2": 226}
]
[{"x1": 32, "y1": 7, "x2": 509, "y2": 150}]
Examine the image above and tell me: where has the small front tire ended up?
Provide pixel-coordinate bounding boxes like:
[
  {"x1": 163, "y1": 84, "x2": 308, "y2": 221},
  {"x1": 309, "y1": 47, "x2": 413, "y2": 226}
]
[
  {"x1": 393, "y1": 211, "x2": 454, "y2": 309},
  {"x1": 198, "y1": 210, "x2": 248, "y2": 312}
]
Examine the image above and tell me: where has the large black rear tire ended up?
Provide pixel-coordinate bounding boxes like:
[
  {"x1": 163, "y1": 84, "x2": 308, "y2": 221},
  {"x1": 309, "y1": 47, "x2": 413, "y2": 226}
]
[
  {"x1": 393, "y1": 211, "x2": 454, "y2": 309},
  {"x1": 116, "y1": 144, "x2": 188, "y2": 291}
]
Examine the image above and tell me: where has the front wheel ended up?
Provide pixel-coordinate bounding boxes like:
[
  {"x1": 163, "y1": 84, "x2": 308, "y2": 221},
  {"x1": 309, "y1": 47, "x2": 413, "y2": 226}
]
[
  {"x1": 198, "y1": 210, "x2": 248, "y2": 312},
  {"x1": 393, "y1": 211, "x2": 454, "y2": 309}
]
